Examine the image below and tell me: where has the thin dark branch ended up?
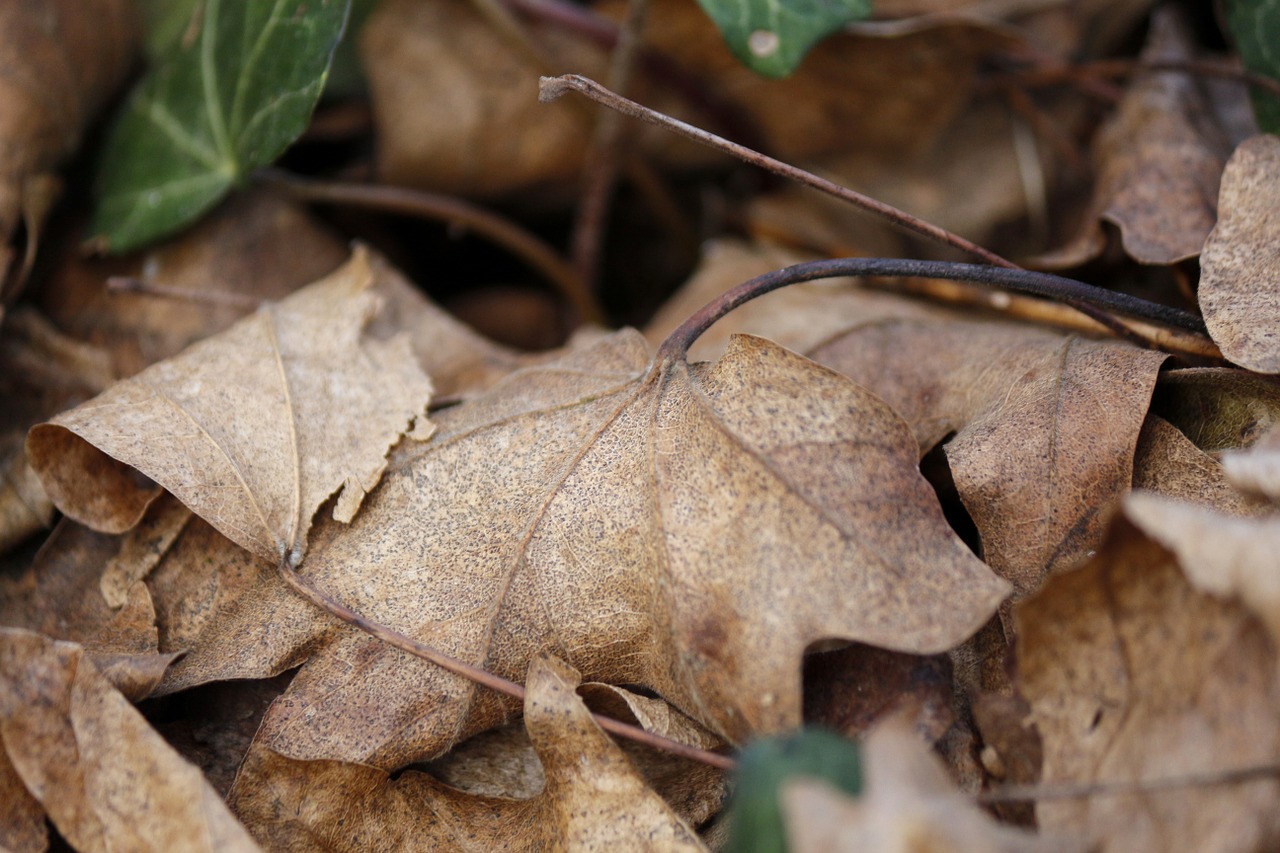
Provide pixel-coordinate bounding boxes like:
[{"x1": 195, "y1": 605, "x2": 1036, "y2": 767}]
[
  {"x1": 540, "y1": 74, "x2": 1019, "y2": 269},
  {"x1": 656, "y1": 258, "x2": 1208, "y2": 363},
  {"x1": 275, "y1": 556, "x2": 737, "y2": 772},
  {"x1": 257, "y1": 168, "x2": 603, "y2": 325}
]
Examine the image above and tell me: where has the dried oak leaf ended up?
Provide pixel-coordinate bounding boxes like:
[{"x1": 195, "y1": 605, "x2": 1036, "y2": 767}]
[
  {"x1": 229, "y1": 654, "x2": 707, "y2": 852},
  {"x1": 0, "y1": 628, "x2": 259, "y2": 852},
  {"x1": 780, "y1": 720, "x2": 1080, "y2": 853},
  {"x1": 27, "y1": 248, "x2": 434, "y2": 561},
  {"x1": 0, "y1": 0, "x2": 138, "y2": 281},
  {"x1": 1016, "y1": 510, "x2": 1280, "y2": 853},
  {"x1": 1199, "y1": 134, "x2": 1280, "y2": 373},
  {"x1": 160, "y1": 328, "x2": 1006, "y2": 768},
  {"x1": 1039, "y1": 8, "x2": 1231, "y2": 267}
]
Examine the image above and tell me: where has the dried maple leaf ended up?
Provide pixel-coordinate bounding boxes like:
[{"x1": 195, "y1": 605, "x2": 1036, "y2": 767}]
[
  {"x1": 1199, "y1": 134, "x2": 1280, "y2": 373},
  {"x1": 779, "y1": 719, "x2": 1080, "y2": 853},
  {"x1": 1016, "y1": 511, "x2": 1280, "y2": 853},
  {"x1": 142, "y1": 326, "x2": 1005, "y2": 769},
  {"x1": 27, "y1": 248, "x2": 434, "y2": 562},
  {"x1": 228, "y1": 654, "x2": 707, "y2": 851},
  {"x1": 0, "y1": 628, "x2": 260, "y2": 852}
]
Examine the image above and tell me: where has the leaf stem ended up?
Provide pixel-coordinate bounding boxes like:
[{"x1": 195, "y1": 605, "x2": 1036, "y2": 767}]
[
  {"x1": 275, "y1": 556, "x2": 737, "y2": 772},
  {"x1": 539, "y1": 74, "x2": 1019, "y2": 269},
  {"x1": 656, "y1": 258, "x2": 1209, "y2": 363},
  {"x1": 256, "y1": 168, "x2": 604, "y2": 325}
]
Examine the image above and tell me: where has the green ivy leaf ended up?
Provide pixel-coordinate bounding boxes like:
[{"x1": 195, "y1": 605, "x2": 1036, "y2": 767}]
[
  {"x1": 726, "y1": 729, "x2": 863, "y2": 853},
  {"x1": 1226, "y1": 0, "x2": 1280, "y2": 133},
  {"x1": 694, "y1": 0, "x2": 871, "y2": 78},
  {"x1": 92, "y1": 0, "x2": 351, "y2": 253}
]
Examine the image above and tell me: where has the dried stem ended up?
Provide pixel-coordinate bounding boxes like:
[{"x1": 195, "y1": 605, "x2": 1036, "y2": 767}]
[
  {"x1": 656, "y1": 258, "x2": 1208, "y2": 364},
  {"x1": 257, "y1": 168, "x2": 603, "y2": 325},
  {"x1": 569, "y1": 0, "x2": 652, "y2": 290},
  {"x1": 981, "y1": 763, "x2": 1280, "y2": 803},
  {"x1": 275, "y1": 556, "x2": 736, "y2": 772},
  {"x1": 540, "y1": 74, "x2": 1019, "y2": 269}
]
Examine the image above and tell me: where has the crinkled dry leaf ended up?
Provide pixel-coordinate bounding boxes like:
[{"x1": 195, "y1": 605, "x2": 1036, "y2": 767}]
[
  {"x1": 0, "y1": 0, "x2": 138, "y2": 277},
  {"x1": 229, "y1": 654, "x2": 707, "y2": 852},
  {"x1": 28, "y1": 249, "x2": 434, "y2": 561},
  {"x1": 1150, "y1": 367, "x2": 1280, "y2": 453},
  {"x1": 0, "y1": 628, "x2": 260, "y2": 852},
  {"x1": 1040, "y1": 9, "x2": 1230, "y2": 267},
  {"x1": 810, "y1": 316, "x2": 1165, "y2": 597},
  {"x1": 1199, "y1": 134, "x2": 1280, "y2": 372},
  {"x1": 780, "y1": 720, "x2": 1079, "y2": 853},
  {"x1": 156, "y1": 328, "x2": 1005, "y2": 768},
  {"x1": 1016, "y1": 514, "x2": 1280, "y2": 853},
  {"x1": 1132, "y1": 415, "x2": 1270, "y2": 516},
  {"x1": 1221, "y1": 424, "x2": 1280, "y2": 503},
  {"x1": 1125, "y1": 490, "x2": 1280, "y2": 644},
  {"x1": 803, "y1": 644, "x2": 954, "y2": 742}
]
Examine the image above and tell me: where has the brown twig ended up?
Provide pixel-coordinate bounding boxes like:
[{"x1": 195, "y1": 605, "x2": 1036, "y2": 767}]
[
  {"x1": 256, "y1": 168, "x2": 603, "y2": 325},
  {"x1": 105, "y1": 276, "x2": 263, "y2": 309},
  {"x1": 275, "y1": 555, "x2": 736, "y2": 772},
  {"x1": 981, "y1": 763, "x2": 1280, "y2": 803},
  {"x1": 656, "y1": 258, "x2": 1209, "y2": 364},
  {"x1": 540, "y1": 74, "x2": 1020, "y2": 270},
  {"x1": 569, "y1": 0, "x2": 652, "y2": 291}
]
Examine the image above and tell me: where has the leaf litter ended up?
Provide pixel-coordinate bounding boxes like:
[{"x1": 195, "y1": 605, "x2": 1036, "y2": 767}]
[{"x1": 4, "y1": 0, "x2": 1280, "y2": 849}]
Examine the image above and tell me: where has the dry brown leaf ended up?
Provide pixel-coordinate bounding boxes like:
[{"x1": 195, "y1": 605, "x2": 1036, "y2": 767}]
[
  {"x1": 810, "y1": 316, "x2": 1165, "y2": 597},
  {"x1": 0, "y1": 308, "x2": 113, "y2": 554},
  {"x1": 39, "y1": 189, "x2": 351, "y2": 378},
  {"x1": 229, "y1": 654, "x2": 707, "y2": 852},
  {"x1": 1132, "y1": 415, "x2": 1271, "y2": 515},
  {"x1": 1199, "y1": 134, "x2": 1280, "y2": 372},
  {"x1": 1124, "y1": 491, "x2": 1280, "y2": 644},
  {"x1": 0, "y1": 0, "x2": 137, "y2": 283},
  {"x1": 0, "y1": 741, "x2": 45, "y2": 853},
  {"x1": 780, "y1": 719, "x2": 1079, "y2": 853},
  {"x1": 1220, "y1": 425, "x2": 1280, "y2": 503},
  {"x1": 0, "y1": 628, "x2": 260, "y2": 852},
  {"x1": 1039, "y1": 9, "x2": 1230, "y2": 267},
  {"x1": 28, "y1": 248, "x2": 434, "y2": 561},
  {"x1": 1016, "y1": 514, "x2": 1280, "y2": 852},
  {"x1": 803, "y1": 644, "x2": 954, "y2": 742},
  {"x1": 1150, "y1": 367, "x2": 1280, "y2": 453},
  {"x1": 146, "y1": 328, "x2": 1004, "y2": 768}
]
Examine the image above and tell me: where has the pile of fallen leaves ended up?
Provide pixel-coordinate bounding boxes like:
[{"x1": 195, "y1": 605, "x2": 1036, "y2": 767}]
[{"x1": 1, "y1": 0, "x2": 1280, "y2": 850}]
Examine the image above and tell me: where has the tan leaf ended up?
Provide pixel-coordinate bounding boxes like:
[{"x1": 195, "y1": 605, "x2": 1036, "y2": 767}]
[
  {"x1": 27, "y1": 248, "x2": 434, "y2": 561},
  {"x1": 1124, "y1": 491, "x2": 1280, "y2": 644},
  {"x1": 0, "y1": 0, "x2": 138, "y2": 278},
  {"x1": 780, "y1": 720, "x2": 1079, "y2": 853},
  {"x1": 1221, "y1": 425, "x2": 1280, "y2": 503},
  {"x1": 229, "y1": 654, "x2": 707, "y2": 852},
  {"x1": 1199, "y1": 134, "x2": 1280, "y2": 372},
  {"x1": 1016, "y1": 515, "x2": 1280, "y2": 852},
  {"x1": 1039, "y1": 8, "x2": 1230, "y2": 267},
  {"x1": 0, "y1": 628, "x2": 259, "y2": 852},
  {"x1": 810, "y1": 316, "x2": 1165, "y2": 597},
  {"x1": 1132, "y1": 415, "x2": 1270, "y2": 515},
  {"x1": 151, "y1": 329, "x2": 1004, "y2": 767},
  {"x1": 1150, "y1": 367, "x2": 1280, "y2": 453}
]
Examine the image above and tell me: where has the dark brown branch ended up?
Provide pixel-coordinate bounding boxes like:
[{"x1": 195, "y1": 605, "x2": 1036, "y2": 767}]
[
  {"x1": 256, "y1": 169, "x2": 603, "y2": 325},
  {"x1": 275, "y1": 556, "x2": 736, "y2": 772},
  {"x1": 539, "y1": 74, "x2": 1019, "y2": 269},
  {"x1": 656, "y1": 258, "x2": 1208, "y2": 363}
]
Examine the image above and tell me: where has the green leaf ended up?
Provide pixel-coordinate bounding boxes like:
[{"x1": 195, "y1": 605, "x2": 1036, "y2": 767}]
[
  {"x1": 92, "y1": 0, "x2": 351, "y2": 253},
  {"x1": 694, "y1": 0, "x2": 870, "y2": 78},
  {"x1": 1226, "y1": 0, "x2": 1280, "y2": 133},
  {"x1": 726, "y1": 729, "x2": 863, "y2": 853}
]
